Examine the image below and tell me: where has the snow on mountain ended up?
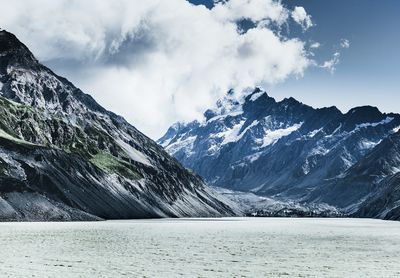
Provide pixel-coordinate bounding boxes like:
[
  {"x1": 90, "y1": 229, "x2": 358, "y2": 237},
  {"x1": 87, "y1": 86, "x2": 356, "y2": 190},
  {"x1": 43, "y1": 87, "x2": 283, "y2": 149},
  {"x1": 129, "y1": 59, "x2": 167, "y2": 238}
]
[
  {"x1": 257, "y1": 121, "x2": 303, "y2": 148},
  {"x1": 159, "y1": 88, "x2": 400, "y2": 219}
]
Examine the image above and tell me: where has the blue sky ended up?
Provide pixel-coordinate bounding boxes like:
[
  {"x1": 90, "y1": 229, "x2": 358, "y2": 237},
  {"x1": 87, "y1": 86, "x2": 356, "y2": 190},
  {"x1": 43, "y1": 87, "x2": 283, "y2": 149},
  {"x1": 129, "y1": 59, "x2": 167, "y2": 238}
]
[{"x1": 192, "y1": 0, "x2": 400, "y2": 114}]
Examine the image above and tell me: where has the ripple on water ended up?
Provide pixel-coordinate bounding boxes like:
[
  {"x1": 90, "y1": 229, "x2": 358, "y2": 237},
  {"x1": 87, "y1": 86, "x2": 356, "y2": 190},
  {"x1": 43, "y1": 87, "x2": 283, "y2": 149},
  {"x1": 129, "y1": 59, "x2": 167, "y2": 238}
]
[{"x1": 0, "y1": 218, "x2": 400, "y2": 277}]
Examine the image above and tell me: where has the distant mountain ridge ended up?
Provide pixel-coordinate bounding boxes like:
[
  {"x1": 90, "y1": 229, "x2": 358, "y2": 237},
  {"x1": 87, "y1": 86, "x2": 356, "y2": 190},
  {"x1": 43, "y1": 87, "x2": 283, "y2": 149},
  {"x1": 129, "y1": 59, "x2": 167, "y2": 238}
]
[
  {"x1": 159, "y1": 88, "x2": 400, "y2": 220},
  {"x1": 0, "y1": 30, "x2": 237, "y2": 221}
]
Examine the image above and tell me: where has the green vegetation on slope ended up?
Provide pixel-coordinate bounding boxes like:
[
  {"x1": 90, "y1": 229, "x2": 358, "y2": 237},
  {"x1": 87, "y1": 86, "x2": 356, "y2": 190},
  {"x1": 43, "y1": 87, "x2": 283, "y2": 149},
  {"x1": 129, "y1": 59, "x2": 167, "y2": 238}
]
[
  {"x1": 0, "y1": 96, "x2": 144, "y2": 182},
  {"x1": 90, "y1": 152, "x2": 142, "y2": 180}
]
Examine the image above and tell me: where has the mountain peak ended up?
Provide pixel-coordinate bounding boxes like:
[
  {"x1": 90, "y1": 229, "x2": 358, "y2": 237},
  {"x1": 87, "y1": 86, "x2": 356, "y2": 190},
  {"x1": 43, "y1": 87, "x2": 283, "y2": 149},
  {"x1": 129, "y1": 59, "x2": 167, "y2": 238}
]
[
  {"x1": 0, "y1": 30, "x2": 38, "y2": 73},
  {"x1": 280, "y1": 96, "x2": 302, "y2": 106},
  {"x1": 347, "y1": 105, "x2": 382, "y2": 115},
  {"x1": 244, "y1": 87, "x2": 269, "y2": 102},
  {"x1": 0, "y1": 30, "x2": 109, "y2": 115},
  {"x1": 0, "y1": 30, "x2": 19, "y2": 49},
  {"x1": 344, "y1": 105, "x2": 385, "y2": 128}
]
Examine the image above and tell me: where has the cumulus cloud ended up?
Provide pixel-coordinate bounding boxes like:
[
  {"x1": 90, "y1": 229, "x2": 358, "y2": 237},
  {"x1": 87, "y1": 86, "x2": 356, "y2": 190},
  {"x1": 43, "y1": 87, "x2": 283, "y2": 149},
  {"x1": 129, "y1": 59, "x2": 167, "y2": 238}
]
[
  {"x1": 212, "y1": 0, "x2": 289, "y2": 25},
  {"x1": 291, "y1": 6, "x2": 313, "y2": 31},
  {"x1": 0, "y1": 0, "x2": 313, "y2": 138}
]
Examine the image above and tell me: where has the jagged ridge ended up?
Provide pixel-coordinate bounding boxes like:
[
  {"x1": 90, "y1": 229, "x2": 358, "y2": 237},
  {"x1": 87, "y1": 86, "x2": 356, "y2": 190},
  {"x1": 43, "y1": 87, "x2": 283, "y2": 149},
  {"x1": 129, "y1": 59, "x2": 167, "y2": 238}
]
[{"x1": 159, "y1": 88, "x2": 400, "y2": 219}]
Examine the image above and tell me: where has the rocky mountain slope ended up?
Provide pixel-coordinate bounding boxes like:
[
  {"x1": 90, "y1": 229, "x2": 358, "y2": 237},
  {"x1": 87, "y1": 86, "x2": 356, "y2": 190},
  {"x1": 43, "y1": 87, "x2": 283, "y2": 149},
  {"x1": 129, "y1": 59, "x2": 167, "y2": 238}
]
[
  {"x1": 0, "y1": 30, "x2": 237, "y2": 221},
  {"x1": 159, "y1": 88, "x2": 400, "y2": 219},
  {"x1": 328, "y1": 132, "x2": 400, "y2": 220}
]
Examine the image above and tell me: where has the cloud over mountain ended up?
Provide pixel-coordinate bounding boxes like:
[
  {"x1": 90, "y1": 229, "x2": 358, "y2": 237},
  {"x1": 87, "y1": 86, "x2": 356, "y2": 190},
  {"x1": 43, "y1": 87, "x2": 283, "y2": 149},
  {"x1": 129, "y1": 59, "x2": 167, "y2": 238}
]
[{"x1": 0, "y1": 0, "x2": 313, "y2": 138}]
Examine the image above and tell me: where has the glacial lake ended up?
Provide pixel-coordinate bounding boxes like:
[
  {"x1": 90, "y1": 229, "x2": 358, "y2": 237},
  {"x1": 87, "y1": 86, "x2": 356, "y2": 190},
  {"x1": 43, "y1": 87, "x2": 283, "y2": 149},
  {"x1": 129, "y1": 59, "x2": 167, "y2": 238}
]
[{"x1": 0, "y1": 218, "x2": 400, "y2": 277}]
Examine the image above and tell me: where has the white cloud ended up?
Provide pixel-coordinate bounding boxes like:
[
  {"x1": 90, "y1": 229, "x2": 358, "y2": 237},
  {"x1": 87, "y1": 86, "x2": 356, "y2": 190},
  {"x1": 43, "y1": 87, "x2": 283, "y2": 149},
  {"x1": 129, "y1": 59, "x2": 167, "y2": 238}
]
[
  {"x1": 212, "y1": 0, "x2": 289, "y2": 25},
  {"x1": 310, "y1": 42, "x2": 321, "y2": 49},
  {"x1": 340, "y1": 38, "x2": 350, "y2": 49},
  {"x1": 320, "y1": 52, "x2": 340, "y2": 74},
  {"x1": 291, "y1": 6, "x2": 313, "y2": 31},
  {"x1": 320, "y1": 38, "x2": 350, "y2": 74},
  {"x1": 0, "y1": 0, "x2": 312, "y2": 138}
]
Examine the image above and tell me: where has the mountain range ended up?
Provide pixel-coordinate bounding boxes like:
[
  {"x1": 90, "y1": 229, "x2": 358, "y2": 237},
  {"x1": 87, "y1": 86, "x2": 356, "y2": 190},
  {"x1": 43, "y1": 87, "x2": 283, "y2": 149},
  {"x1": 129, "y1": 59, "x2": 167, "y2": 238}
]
[
  {"x1": 2, "y1": 29, "x2": 399, "y2": 222},
  {"x1": 0, "y1": 30, "x2": 238, "y2": 221},
  {"x1": 159, "y1": 88, "x2": 400, "y2": 220}
]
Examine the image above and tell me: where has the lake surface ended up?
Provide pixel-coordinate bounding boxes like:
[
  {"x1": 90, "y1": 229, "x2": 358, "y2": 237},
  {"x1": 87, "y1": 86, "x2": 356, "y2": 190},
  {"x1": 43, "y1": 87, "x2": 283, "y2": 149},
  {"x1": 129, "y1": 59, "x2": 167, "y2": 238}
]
[{"x1": 0, "y1": 218, "x2": 400, "y2": 277}]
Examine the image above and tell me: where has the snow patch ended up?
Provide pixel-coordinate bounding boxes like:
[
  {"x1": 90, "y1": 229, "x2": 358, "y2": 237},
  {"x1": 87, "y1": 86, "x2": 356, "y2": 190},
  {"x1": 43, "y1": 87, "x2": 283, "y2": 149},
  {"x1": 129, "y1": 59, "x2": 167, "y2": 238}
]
[
  {"x1": 165, "y1": 135, "x2": 197, "y2": 157},
  {"x1": 249, "y1": 91, "x2": 265, "y2": 101},
  {"x1": 235, "y1": 120, "x2": 259, "y2": 142},
  {"x1": 302, "y1": 159, "x2": 311, "y2": 175},
  {"x1": 356, "y1": 117, "x2": 394, "y2": 129},
  {"x1": 308, "y1": 128, "x2": 322, "y2": 138},
  {"x1": 391, "y1": 126, "x2": 400, "y2": 134},
  {"x1": 341, "y1": 148, "x2": 355, "y2": 169},
  {"x1": 217, "y1": 119, "x2": 259, "y2": 146},
  {"x1": 325, "y1": 124, "x2": 342, "y2": 138},
  {"x1": 245, "y1": 152, "x2": 263, "y2": 163},
  {"x1": 358, "y1": 139, "x2": 381, "y2": 150},
  {"x1": 390, "y1": 166, "x2": 400, "y2": 175},
  {"x1": 257, "y1": 123, "x2": 303, "y2": 148},
  {"x1": 309, "y1": 145, "x2": 330, "y2": 156},
  {"x1": 220, "y1": 120, "x2": 245, "y2": 145}
]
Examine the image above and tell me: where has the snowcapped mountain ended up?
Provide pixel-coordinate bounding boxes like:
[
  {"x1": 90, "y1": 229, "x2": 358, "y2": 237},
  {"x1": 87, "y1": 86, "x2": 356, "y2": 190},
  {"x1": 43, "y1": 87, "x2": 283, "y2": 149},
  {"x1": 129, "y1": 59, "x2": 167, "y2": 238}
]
[
  {"x1": 0, "y1": 30, "x2": 238, "y2": 221},
  {"x1": 159, "y1": 88, "x2": 400, "y2": 219}
]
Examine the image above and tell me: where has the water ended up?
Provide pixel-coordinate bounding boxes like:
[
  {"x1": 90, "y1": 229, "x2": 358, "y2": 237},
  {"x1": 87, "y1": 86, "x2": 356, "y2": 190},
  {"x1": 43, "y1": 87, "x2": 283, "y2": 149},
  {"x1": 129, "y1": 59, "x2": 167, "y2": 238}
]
[{"x1": 0, "y1": 218, "x2": 399, "y2": 277}]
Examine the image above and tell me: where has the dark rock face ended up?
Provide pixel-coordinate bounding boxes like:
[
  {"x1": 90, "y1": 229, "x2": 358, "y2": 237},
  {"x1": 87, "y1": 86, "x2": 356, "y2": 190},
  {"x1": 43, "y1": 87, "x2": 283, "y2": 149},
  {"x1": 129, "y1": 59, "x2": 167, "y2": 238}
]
[
  {"x1": 356, "y1": 172, "x2": 400, "y2": 221},
  {"x1": 331, "y1": 132, "x2": 400, "y2": 220},
  {"x1": 0, "y1": 30, "x2": 237, "y2": 221},
  {"x1": 159, "y1": 88, "x2": 400, "y2": 219}
]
